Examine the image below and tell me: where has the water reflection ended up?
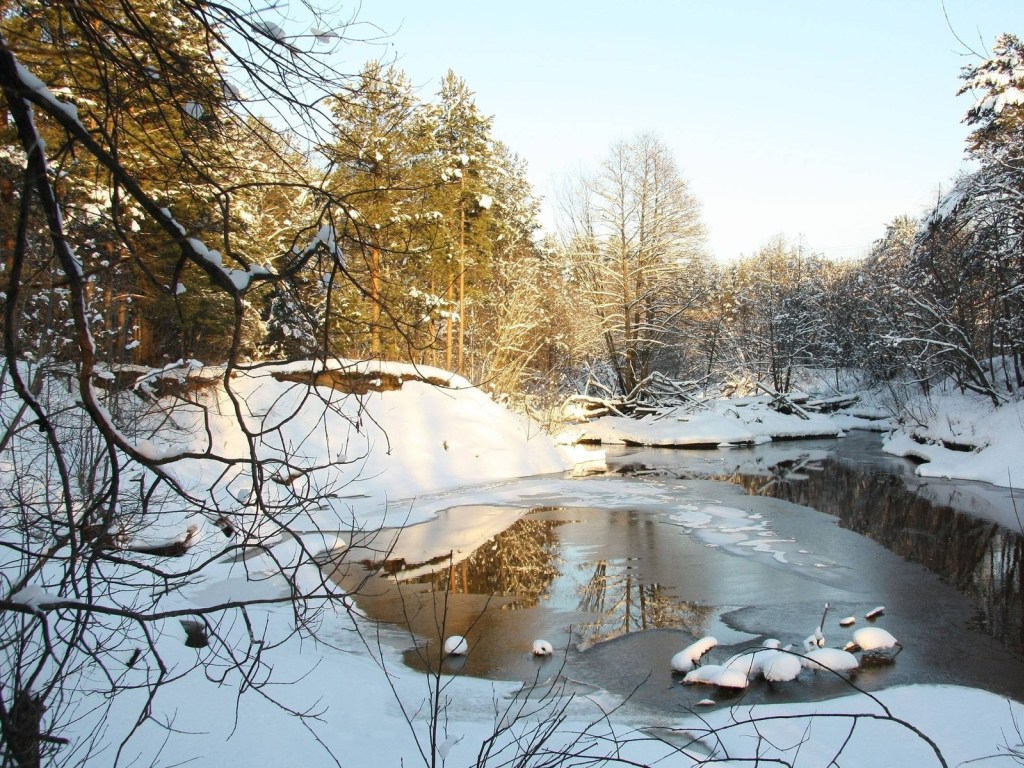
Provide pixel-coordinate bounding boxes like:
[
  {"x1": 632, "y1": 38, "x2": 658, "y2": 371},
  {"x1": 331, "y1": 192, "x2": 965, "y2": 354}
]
[
  {"x1": 574, "y1": 555, "x2": 714, "y2": 649},
  {"x1": 322, "y1": 435, "x2": 1024, "y2": 710},
  {"x1": 614, "y1": 433, "x2": 1024, "y2": 659},
  {"x1": 742, "y1": 463, "x2": 1024, "y2": 656},
  {"x1": 409, "y1": 517, "x2": 563, "y2": 609},
  {"x1": 329, "y1": 506, "x2": 720, "y2": 677}
]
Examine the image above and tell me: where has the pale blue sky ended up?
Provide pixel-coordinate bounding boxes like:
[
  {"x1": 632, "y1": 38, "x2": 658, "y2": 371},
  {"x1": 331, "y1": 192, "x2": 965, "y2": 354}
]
[{"x1": 341, "y1": 1, "x2": 1020, "y2": 261}]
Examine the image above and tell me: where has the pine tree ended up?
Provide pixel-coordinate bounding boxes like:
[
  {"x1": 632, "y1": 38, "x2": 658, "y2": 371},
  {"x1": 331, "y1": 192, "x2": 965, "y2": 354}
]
[
  {"x1": 433, "y1": 70, "x2": 497, "y2": 373},
  {"x1": 0, "y1": 0, "x2": 247, "y2": 365},
  {"x1": 326, "y1": 61, "x2": 443, "y2": 360}
]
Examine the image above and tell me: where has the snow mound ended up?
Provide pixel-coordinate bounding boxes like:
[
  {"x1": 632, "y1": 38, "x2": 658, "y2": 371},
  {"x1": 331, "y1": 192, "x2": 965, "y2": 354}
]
[
  {"x1": 883, "y1": 393, "x2": 1024, "y2": 489},
  {"x1": 141, "y1": 359, "x2": 584, "y2": 530}
]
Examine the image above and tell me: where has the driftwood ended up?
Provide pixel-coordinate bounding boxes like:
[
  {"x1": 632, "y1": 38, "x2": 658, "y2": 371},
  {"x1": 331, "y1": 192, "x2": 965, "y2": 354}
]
[
  {"x1": 754, "y1": 382, "x2": 812, "y2": 420},
  {"x1": 272, "y1": 366, "x2": 451, "y2": 394},
  {"x1": 630, "y1": 372, "x2": 708, "y2": 412},
  {"x1": 563, "y1": 372, "x2": 868, "y2": 425},
  {"x1": 561, "y1": 394, "x2": 630, "y2": 421},
  {"x1": 803, "y1": 393, "x2": 862, "y2": 413},
  {"x1": 562, "y1": 372, "x2": 707, "y2": 422}
]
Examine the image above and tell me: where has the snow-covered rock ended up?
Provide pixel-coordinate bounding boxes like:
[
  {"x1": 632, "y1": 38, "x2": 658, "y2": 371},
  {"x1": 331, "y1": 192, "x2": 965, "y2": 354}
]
[
  {"x1": 846, "y1": 626, "x2": 899, "y2": 652},
  {"x1": 532, "y1": 639, "x2": 554, "y2": 656},
  {"x1": 443, "y1": 635, "x2": 468, "y2": 656},
  {"x1": 761, "y1": 651, "x2": 803, "y2": 682},
  {"x1": 671, "y1": 636, "x2": 718, "y2": 673},
  {"x1": 682, "y1": 664, "x2": 749, "y2": 689},
  {"x1": 803, "y1": 647, "x2": 860, "y2": 672}
]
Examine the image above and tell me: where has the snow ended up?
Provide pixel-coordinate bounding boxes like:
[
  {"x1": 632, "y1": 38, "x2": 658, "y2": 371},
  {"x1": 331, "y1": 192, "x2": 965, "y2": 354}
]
[
  {"x1": 8, "y1": 361, "x2": 1024, "y2": 767},
  {"x1": 882, "y1": 392, "x2": 1024, "y2": 489},
  {"x1": 532, "y1": 639, "x2": 554, "y2": 656},
  {"x1": 185, "y1": 235, "x2": 270, "y2": 291},
  {"x1": 670, "y1": 636, "x2": 718, "y2": 672},
  {"x1": 444, "y1": 635, "x2": 469, "y2": 655},
  {"x1": 310, "y1": 28, "x2": 339, "y2": 45},
  {"x1": 121, "y1": 359, "x2": 583, "y2": 535},
  {"x1": 13, "y1": 57, "x2": 82, "y2": 125},
  {"x1": 803, "y1": 647, "x2": 860, "y2": 672},
  {"x1": 656, "y1": 685, "x2": 1024, "y2": 766},
  {"x1": 558, "y1": 382, "x2": 1024, "y2": 498},
  {"x1": 568, "y1": 409, "x2": 764, "y2": 446},
  {"x1": 761, "y1": 650, "x2": 803, "y2": 681},
  {"x1": 255, "y1": 20, "x2": 287, "y2": 41},
  {"x1": 682, "y1": 663, "x2": 750, "y2": 689},
  {"x1": 296, "y1": 221, "x2": 343, "y2": 264},
  {"x1": 560, "y1": 395, "x2": 846, "y2": 448},
  {"x1": 849, "y1": 626, "x2": 899, "y2": 652},
  {"x1": 11, "y1": 584, "x2": 66, "y2": 608}
]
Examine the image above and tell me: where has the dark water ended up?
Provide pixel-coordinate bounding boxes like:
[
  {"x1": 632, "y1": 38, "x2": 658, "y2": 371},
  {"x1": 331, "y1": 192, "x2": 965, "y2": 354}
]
[
  {"x1": 330, "y1": 431, "x2": 1024, "y2": 716},
  {"x1": 632, "y1": 431, "x2": 1024, "y2": 659}
]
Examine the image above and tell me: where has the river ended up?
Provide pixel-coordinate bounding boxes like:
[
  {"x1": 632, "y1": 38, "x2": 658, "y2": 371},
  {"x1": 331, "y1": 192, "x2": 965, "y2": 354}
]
[{"x1": 330, "y1": 430, "x2": 1024, "y2": 716}]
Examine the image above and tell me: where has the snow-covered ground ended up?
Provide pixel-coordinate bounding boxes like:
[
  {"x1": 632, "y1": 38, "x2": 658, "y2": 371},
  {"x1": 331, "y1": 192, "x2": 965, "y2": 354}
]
[
  {"x1": 8, "y1": 361, "x2": 1024, "y2": 766},
  {"x1": 556, "y1": 377, "x2": 1024, "y2": 492},
  {"x1": 882, "y1": 391, "x2": 1024, "y2": 489},
  {"x1": 555, "y1": 388, "x2": 894, "y2": 449}
]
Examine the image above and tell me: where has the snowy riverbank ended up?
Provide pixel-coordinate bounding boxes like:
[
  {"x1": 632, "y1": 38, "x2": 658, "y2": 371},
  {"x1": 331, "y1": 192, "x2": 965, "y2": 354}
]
[
  {"x1": 12, "y1": 361, "x2": 1024, "y2": 766},
  {"x1": 556, "y1": 379, "x2": 1024, "y2": 492},
  {"x1": 556, "y1": 393, "x2": 884, "y2": 447},
  {"x1": 881, "y1": 391, "x2": 1024, "y2": 489}
]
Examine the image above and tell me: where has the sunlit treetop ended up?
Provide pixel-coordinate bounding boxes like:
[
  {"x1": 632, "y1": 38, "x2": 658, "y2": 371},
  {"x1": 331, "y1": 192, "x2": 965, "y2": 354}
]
[{"x1": 959, "y1": 33, "x2": 1024, "y2": 155}]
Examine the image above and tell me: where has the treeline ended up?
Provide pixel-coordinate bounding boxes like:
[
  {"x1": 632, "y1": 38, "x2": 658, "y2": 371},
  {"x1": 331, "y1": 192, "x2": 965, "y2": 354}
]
[
  {"x1": 506, "y1": 35, "x2": 1024, "y2": 406},
  {"x1": 1, "y1": 3, "x2": 1020, "y2": 407},
  {"x1": 0, "y1": 2, "x2": 541, "y2": 385},
  {"x1": 681, "y1": 34, "x2": 1023, "y2": 404}
]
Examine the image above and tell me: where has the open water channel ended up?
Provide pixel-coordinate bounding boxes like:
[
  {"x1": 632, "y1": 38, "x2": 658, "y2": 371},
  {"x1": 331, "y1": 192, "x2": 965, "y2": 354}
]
[{"x1": 329, "y1": 431, "x2": 1024, "y2": 716}]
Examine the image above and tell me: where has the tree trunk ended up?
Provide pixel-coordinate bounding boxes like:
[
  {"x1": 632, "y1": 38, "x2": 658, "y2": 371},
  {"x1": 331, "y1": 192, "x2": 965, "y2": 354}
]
[
  {"x1": 370, "y1": 246, "x2": 381, "y2": 358},
  {"x1": 445, "y1": 279, "x2": 453, "y2": 371},
  {"x1": 457, "y1": 177, "x2": 466, "y2": 373}
]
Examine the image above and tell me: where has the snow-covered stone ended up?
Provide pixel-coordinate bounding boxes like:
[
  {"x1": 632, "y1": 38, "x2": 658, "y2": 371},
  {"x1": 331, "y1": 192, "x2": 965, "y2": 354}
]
[{"x1": 671, "y1": 636, "x2": 718, "y2": 673}]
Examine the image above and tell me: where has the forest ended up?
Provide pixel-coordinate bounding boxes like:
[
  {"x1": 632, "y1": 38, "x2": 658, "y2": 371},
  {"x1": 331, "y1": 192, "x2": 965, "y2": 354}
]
[
  {"x1": 0, "y1": 1, "x2": 1022, "y2": 765},
  {"x1": 0, "y1": 3, "x2": 1020, "y2": 408}
]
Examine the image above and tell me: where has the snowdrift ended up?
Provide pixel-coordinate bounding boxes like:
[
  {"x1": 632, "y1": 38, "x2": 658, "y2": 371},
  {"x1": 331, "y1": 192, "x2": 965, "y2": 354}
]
[
  {"x1": 882, "y1": 393, "x2": 1024, "y2": 489},
  {"x1": 139, "y1": 359, "x2": 586, "y2": 531}
]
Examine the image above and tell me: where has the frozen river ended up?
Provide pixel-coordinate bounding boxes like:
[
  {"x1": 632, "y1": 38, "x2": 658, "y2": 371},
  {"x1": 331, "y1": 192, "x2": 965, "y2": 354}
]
[{"x1": 330, "y1": 431, "x2": 1024, "y2": 715}]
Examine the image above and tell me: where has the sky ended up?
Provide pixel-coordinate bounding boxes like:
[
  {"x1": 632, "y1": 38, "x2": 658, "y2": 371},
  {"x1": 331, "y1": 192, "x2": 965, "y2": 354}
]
[{"x1": 327, "y1": 0, "x2": 1022, "y2": 262}]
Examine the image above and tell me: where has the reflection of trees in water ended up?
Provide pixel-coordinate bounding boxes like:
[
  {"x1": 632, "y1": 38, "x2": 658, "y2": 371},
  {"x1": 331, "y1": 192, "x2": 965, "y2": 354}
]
[
  {"x1": 571, "y1": 509, "x2": 715, "y2": 648},
  {"x1": 409, "y1": 517, "x2": 564, "y2": 608},
  {"x1": 575, "y1": 559, "x2": 714, "y2": 650},
  {"x1": 403, "y1": 508, "x2": 715, "y2": 649},
  {"x1": 724, "y1": 457, "x2": 1024, "y2": 656}
]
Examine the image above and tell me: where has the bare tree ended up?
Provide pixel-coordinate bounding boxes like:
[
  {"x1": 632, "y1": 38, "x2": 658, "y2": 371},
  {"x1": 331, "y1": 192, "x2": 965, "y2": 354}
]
[
  {"x1": 557, "y1": 133, "x2": 709, "y2": 396},
  {"x1": 726, "y1": 236, "x2": 827, "y2": 393}
]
